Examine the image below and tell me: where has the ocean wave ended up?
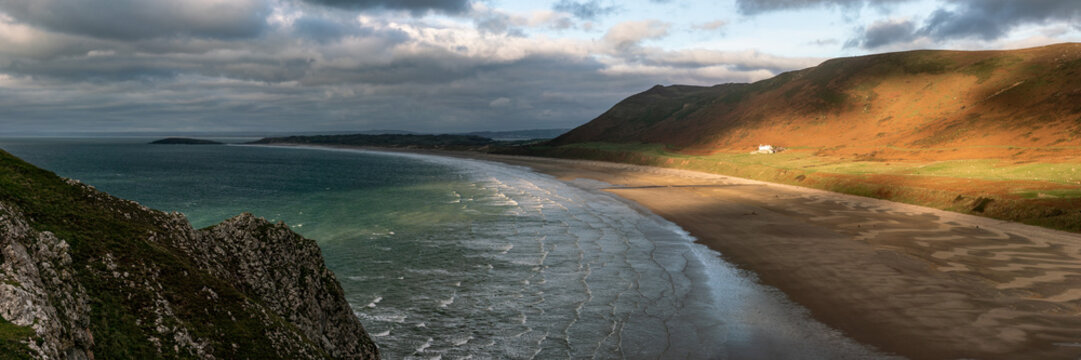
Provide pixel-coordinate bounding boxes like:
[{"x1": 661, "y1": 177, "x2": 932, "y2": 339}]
[
  {"x1": 449, "y1": 335, "x2": 473, "y2": 347},
  {"x1": 358, "y1": 312, "x2": 408, "y2": 324},
  {"x1": 276, "y1": 147, "x2": 898, "y2": 360},
  {"x1": 416, "y1": 337, "x2": 434, "y2": 353},
  {"x1": 438, "y1": 293, "x2": 456, "y2": 308}
]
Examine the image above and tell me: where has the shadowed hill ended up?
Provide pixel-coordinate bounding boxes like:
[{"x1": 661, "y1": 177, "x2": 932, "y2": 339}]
[{"x1": 554, "y1": 43, "x2": 1081, "y2": 159}]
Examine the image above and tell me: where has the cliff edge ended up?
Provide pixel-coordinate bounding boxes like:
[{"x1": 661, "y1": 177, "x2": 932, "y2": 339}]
[{"x1": 0, "y1": 148, "x2": 378, "y2": 359}]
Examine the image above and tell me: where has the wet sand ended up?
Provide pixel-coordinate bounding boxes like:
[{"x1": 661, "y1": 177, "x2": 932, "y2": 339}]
[
  {"x1": 470, "y1": 154, "x2": 1081, "y2": 360},
  {"x1": 256, "y1": 144, "x2": 1081, "y2": 359}
]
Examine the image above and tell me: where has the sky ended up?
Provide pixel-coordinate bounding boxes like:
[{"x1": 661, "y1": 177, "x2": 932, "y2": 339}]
[{"x1": 0, "y1": 0, "x2": 1079, "y2": 134}]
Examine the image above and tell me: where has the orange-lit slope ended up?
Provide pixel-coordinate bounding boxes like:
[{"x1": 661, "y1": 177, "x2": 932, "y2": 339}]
[{"x1": 553, "y1": 43, "x2": 1081, "y2": 158}]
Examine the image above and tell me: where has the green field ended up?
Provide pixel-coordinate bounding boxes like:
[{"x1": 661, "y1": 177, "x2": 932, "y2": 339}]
[
  {"x1": 520, "y1": 142, "x2": 1081, "y2": 232},
  {"x1": 560, "y1": 142, "x2": 1081, "y2": 188}
]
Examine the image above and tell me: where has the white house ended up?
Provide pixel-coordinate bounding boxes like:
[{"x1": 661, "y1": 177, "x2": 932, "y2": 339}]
[{"x1": 752, "y1": 144, "x2": 777, "y2": 154}]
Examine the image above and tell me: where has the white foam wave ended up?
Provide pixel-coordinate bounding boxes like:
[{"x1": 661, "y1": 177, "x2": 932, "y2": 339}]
[
  {"x1": 438, "y1": 293, "x2": 456, "y2": 308},
  {"x1": 498, "y1": 243, "x2": 514, "y2": 254},
  {"x1": 406, "y1": 268, "x2": 458, "y2": 276},
  {"x1": 416, "y1": 337, "x2": 433, "y2": 353},
  {"x1": 360, "y1": 313, "x2": 407, "y2": 323},
  {"x1": 346, "y1": 275, "x2": 383, "y2": 281},
  {"x1": 450, "y1": 335, "x2": 473, "y2": 347},
  {"x1": 267, "y1": 146, "x2": 900, "y2": 360}
]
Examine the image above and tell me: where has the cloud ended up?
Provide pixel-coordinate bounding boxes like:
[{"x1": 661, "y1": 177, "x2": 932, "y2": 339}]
[
  {"x1": 693, "y1": 20, "x2": 727, "y2": 31},
  {"x1": 469, "y1": 5, "x2": 576, "y2": 35},
  {"x1": 847, "y1": 18, "x2": 916, "y2": 48},
  {"x1": 488, "y1": 97, "x2": 511, "y2": 107},
  {"x1": 552, "y1": 0, "x2": 617, "y2": 20},
  {"x1": 292, "y1": 16, "x2": 362, "y2": 42},
  {"x1": 734, "y1": 0, "x2": 911, "y2": 15},
  {"x1": 638, "y1": 49, "x2": 822, "y2": 73},
  {"x1": 302, "y1": 0, "x2": 472, "y2": 14},
  {"x1": 808, "y1": 38, "x2": 840, "y2": 46},
  {"x1": 845, "y1": 0, "x2": 1081, "y2": 49},
  {"x1": 0, "y1": 0, "x2": 824, "y2": 134},
  {"x1": 603, "y1": 20, "x2": 671, "y2": 51},
  {"x1": 919, "y1": 0, "x2": 1081, "y2": 41},
  {"x1": 592, "y1": 47, "x2": 822, "y2": 86},
  {"x1": 471, "y1": 7, "x2": 527, "y2": 35},
  {"x1": 0, "y1": 0, "x2": 271, "y2": 40}
]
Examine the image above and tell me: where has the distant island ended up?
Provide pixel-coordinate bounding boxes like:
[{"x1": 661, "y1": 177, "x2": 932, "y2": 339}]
[{"x1": 149, "y1": 137, "x2": 223, "y2": 145}]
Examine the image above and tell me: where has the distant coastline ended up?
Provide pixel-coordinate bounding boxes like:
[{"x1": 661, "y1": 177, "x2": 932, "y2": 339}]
[
  {"x1": 248, "y1": 133, "x2": 552, "y2": 151},
  {"x1": 149, "y1": 137, "x2": 223, "y2": 145}
]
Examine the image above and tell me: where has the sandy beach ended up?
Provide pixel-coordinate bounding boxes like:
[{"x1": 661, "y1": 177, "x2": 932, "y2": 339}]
[
  {"x1": 257, "y1": 144, "x2": 1081, "y2": 359},
  {"x1": 461, "y1": 153, "x2": 1081, "y2": 360}
]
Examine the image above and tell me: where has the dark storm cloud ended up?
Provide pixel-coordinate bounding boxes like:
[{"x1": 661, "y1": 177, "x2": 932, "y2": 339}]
[
  {"x1": 5, "y1": 59, "x2": 291, "y2": 85},
  {"x1": 919, "y1": 0, "x2": 1081, "y2": 41},
  {"x1": 301, "y1": 53, "x2": 485, "y2": 86},
  {"x1": 0, "y1": 0, "x2": 821, "y2": 134},
  {"x1": 552, "y1": 0, "x2": 617, "y2": 20},
  {"x1": 303, "y1": 0, "x2": 471, "y2": 13},
  {"x1": 294, "y1": 17, "x2": 356, "y2": 42},
  {"x1": 734, "y1": 0, "x2": 910, "y2": 15},
  {"x1": 0, "y1": 0, "x2": 271, "y2": 40},
  {"x1": 291, "y1": 15, "x2": 411, "y2": 43},
  {"x1": 0, "y1": 52, "x2": 667, "y2": 134},
  {"x1": 472, "y1": 11, "x2": 526, "y2": 36},
  {"x1": 845, "y1": 0, "x2": 1081, "y2": 49},
  {"x1": 845, "y1": 19, "x2": 916, "y2": 49}
]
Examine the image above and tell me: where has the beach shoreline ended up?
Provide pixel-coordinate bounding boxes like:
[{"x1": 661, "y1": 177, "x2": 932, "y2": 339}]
[{"x1": 254, "y1": 144, "x2": 1081, "y2": 360}]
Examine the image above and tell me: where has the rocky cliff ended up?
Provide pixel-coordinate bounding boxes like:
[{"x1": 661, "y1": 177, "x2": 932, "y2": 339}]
[{"x1": 0, "y1": 149, "x2": 378, "y2": 360}]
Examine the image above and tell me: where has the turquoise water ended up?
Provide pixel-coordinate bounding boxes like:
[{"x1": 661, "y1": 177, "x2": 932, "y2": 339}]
[{"x1": 0, "y1": 138, "x2": 898, "y2": 359}]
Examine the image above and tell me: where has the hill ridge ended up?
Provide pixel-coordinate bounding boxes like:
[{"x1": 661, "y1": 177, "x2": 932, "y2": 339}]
[{"x1": 554, "y1": 42, "x2": 1081, "y2": 159}]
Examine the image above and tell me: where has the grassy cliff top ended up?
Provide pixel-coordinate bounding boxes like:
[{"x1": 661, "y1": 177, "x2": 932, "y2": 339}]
[{"x1": 0, "y1": 149, "x2": 376, "y2": 359}]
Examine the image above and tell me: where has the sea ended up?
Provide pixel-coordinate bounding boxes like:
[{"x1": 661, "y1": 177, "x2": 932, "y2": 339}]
[{"x1": 0, "y1": 137, "x2": 899, "y2": 359}]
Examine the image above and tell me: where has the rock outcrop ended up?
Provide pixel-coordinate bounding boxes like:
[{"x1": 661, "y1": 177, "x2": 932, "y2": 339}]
[
  {"x1": 0, "y1": 149, "x2": 378, "y2": 359},
  {"x1": 173, "y1": 213, "x2": 378, "y2": 359},
  {"x1": 0, "y1": 203, "x2": 93, "y2": 360}
]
